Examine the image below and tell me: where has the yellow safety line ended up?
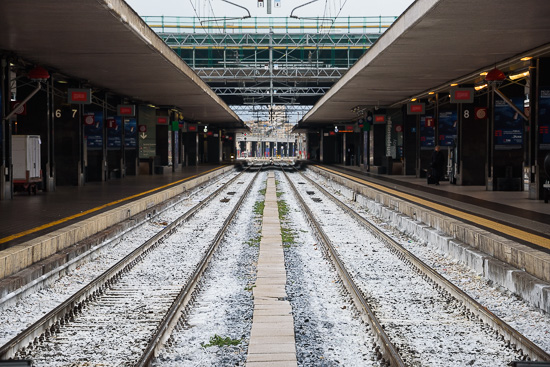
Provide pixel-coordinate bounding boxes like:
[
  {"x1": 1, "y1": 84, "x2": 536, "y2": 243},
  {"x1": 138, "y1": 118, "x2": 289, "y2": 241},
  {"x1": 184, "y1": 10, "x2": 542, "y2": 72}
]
[
  {"x1": 317, "y1": 166, "x2": 550, "y2": 249},
  {"x1": 0, "y1": 166, "x2": 226, "y2": 245}
]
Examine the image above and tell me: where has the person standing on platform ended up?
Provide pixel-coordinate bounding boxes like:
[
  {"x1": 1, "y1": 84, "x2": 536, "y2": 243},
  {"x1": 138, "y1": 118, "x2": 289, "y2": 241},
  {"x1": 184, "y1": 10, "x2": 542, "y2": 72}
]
[{"x1": 431, "y1": 145, "x2": 445, "y2": 185}]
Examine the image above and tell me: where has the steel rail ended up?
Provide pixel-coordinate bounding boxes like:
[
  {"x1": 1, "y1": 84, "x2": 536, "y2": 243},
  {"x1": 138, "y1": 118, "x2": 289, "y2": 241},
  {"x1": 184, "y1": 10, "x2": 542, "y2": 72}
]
[
  {"x1": 280, "y1": 164, "x2": 405, "y2": 366},
  {"x1": 136, "y1": 165, "x2": 262, "y2": 366},
  {"x1": 0, "y1": 167, "x2": 252, "y2": 361},
  {"x1": 295, "y1": 167, "x2": 550, "y2": 362}
]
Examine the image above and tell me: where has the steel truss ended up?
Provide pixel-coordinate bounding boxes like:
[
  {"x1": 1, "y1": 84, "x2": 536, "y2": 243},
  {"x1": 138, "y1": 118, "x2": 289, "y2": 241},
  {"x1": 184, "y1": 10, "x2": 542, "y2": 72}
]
[
  {"x1": 160, "y1": 32, "x2": 381, "y2": 49},
  {"x1": 195, "y1": 67, "x2": 346, "y2": 81},
  {"x1": 145, "y1": 16, "x2": 395, "y2": 118},
  {"x1": 212, "y1": 86, "x2": 329, "y2": 96}
]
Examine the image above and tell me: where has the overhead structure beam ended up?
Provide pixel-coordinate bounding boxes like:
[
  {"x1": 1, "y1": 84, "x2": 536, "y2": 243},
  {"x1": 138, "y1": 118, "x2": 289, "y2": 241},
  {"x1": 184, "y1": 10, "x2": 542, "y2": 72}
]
[
  {"x1": 212, "y1": 86, "x2": 329, "y2": 96},
  {"x1": 143, "y1": 16, "x2": 395, "y2": 110}
]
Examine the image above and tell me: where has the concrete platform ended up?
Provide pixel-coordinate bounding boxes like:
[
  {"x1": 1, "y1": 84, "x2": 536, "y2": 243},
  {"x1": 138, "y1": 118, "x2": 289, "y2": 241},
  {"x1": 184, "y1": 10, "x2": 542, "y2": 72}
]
[{"x1": 247, "y1": 172, "x2": 297, "y2": 367}]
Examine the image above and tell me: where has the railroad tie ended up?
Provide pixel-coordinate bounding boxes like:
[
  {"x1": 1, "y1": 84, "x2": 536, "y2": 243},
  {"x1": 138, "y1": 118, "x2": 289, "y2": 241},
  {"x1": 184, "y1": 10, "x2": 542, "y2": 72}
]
[{"x1": 246, "y1": 172, "x2": 298, "y2": 367}]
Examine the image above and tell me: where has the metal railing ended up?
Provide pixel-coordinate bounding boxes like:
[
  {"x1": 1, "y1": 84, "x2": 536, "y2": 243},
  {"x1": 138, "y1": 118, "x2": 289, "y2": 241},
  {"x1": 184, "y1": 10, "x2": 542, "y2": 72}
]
[{"x1": 142, "y1": 16, "x2": 397, "y2": 34}]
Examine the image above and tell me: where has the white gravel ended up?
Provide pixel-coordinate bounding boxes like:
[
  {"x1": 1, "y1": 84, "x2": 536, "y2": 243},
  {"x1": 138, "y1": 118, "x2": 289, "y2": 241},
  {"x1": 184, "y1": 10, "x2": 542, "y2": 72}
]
[
  {"x1": 153, "y1": 171, "x2": 266, "y2": 366},
  {"x1": 276, "y1": 170, "x2": 381, "y2": 366},
  {"x1": 23, "y1": 171, "x2": 257, "y2": 365},
  {"x1": 5, "y1": 165, "x2": 547, "y2": 366},
  {"x1": 288, "y1": 170, "x2": 521, "y2": 366},
  {"x1": 0, "y1": 171, "x2": 238, "y2": 347},
  {"x1": 306, "y1": 169, "x2": 550, "y2": 355}
]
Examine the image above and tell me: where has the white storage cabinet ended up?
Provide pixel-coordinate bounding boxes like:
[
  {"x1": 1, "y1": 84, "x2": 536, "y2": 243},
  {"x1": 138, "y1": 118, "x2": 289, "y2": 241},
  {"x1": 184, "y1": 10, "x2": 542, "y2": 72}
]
[{"x1": 12, "y1": 135, "x2": 42, "y2": 194}]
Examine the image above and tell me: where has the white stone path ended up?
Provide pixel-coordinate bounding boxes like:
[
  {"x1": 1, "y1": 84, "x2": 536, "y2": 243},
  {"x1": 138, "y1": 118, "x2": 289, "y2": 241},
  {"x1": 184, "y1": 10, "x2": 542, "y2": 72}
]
[{"x1": 246, "y1": 172, "x2": 298, "y2": 367}]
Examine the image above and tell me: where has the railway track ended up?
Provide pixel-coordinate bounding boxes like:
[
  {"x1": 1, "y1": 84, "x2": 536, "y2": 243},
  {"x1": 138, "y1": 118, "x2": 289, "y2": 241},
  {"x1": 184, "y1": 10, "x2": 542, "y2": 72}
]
[
  {"x1": 0, "y1": 166, "x2": 262, "y2": 366},
  {"x1": 280, "y1": 165, "x2": 550, "y2": 366}
]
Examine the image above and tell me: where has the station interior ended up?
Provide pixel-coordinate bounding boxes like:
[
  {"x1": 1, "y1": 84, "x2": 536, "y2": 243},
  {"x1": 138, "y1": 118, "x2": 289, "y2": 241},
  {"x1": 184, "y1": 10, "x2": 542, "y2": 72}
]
[{"x1": 1, "y1": 0, "x2": 550, "y2": 365}]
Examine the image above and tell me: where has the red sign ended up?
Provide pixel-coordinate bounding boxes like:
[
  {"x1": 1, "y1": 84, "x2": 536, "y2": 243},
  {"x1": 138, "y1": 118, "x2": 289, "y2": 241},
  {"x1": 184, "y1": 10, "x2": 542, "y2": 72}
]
[
  {"x1": 68, "y1": 88, "x2": 92, "y2": 104},
  {"x1": 425, "y1": 117, "x2": 435, "y2": 127},
  {"x1": 495, "y1": 130, "x2": 503, "y2": 137},
  {"x1": 84, "y1": 113, "x2": 95, "y2": 126},
  {"x1": 329, "y1": 131, "x2": 336, "y2": 136},
  {"x1": 407, "y1": 102, "x2": 425, "y2": 115},
  {"x1": 10, "y1": 101, "x2": 26, "y2": 115},
  {"x1": 450, "y1": 88, "x2": 474, "y2": 104},
  {"x1": 455, "y1": 90, "x2": 471, "y2": 100},
  {"x1": 395, "y1": 125, "x2": 403, "y2": 133},
  {"x1": 107, "y1": 118, "x2": 117, "y2": 129},
  {"x1": 345, "y1": 125, "x2": 354, "y2": 131},
  {"x1": 475, "y1": 107, "x2": 488, "y2": 120},
  {"x1": 138, "y1": 125, "x2": 147, "y2": 133},
  {"x1": 374, "y1": 115, "x2": 386, "y2": 123},
  {"x1": 157, "y1": 117, "x2": 168, "y2": 124},
  {"x1": 207, "y1": 131, "x2": 214, "y2": 136},
  {"x1": 117, "y1": 105, "x2": 135, "y2": 116},
  {"x1": 71, "y1": 91, "x2": 88, "y2": 102},
  {"x1": 187, "y1": 124, "x2": 197, "y2": 132}
]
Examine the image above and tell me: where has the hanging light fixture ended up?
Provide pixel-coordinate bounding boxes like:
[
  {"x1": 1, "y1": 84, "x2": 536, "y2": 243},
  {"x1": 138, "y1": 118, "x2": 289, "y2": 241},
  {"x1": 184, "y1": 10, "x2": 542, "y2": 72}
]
[
  {"x1": 484, "y1": 67, "x2": 506, "y2": 83},
  {"x1": 27, "y1": 65, "x2": 50, "y2": 81}
]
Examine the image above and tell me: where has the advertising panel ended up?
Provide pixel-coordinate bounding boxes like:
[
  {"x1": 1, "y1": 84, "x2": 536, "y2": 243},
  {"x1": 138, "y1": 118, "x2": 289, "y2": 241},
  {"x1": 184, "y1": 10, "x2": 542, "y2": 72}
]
[
  {"x1": 84, "y1": 111, "x2": 103, "y2": 149},
  {"x1": 539, "y1": 89, "x2": 550, "y2": 150},
  {"x1": 107, "y1": 116, "x2": 122, "y2": 149},
  {"x1": 125, "y1": 118, "x2": 137, "y2": 148},
  {"x1": 438, "y1": 110, "x2": 457, "y2": 147},
  {"x1": 494, "y1": 96, "x2": 523, "y2": 150},
  {"x1": 420, "y1": 116, "x2": 435, "y2": 148}
]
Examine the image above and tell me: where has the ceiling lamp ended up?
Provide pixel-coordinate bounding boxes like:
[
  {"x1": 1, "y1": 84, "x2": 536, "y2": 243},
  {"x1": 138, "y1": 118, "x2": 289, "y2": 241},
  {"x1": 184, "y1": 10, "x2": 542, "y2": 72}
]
[
  {"x1": 509, "y1": 71, "x2": 529, "y2": 81},
  {"x1": 28, "y1": 66, "x2": 50, "y2": 81},
  {"x1": 485, "y1": 67, "x2": 506, "y2": 83}
]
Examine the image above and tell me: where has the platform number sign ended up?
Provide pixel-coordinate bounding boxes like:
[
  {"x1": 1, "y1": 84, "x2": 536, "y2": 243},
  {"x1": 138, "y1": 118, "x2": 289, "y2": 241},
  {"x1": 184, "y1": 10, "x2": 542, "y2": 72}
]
[
  {"x1": 55, "y1": 106, "x2": 78, "y2": 119},
  {"x1": 461, "y1": 104, "x2": 474, "y2": 123},
  {"x1": 462, "y1": 106, "x2": 472, "y2": 122},
  {"x1": 258, "y1": 0, "x2": 264, "y2": 7}
]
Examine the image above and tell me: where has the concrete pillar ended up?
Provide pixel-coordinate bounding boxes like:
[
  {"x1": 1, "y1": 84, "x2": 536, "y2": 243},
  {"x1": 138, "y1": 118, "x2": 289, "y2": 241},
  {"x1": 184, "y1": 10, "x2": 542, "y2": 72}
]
[
  {"x1": 320, "y1": 129, "x2": 324, "y2": 162},
  {"x1": 343, "y1": 133, "x2": 347, "y2": 165}
]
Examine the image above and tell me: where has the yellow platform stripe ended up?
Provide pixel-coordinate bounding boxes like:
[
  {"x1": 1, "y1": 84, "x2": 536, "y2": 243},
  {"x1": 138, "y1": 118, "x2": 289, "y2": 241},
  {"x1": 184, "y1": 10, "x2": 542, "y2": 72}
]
[
  {"x1": 0, "y1": 166, "x2": 226, "y2": 245},
  {"x1": 317, "y1": 166, "x2": 550, "y2": 249}
]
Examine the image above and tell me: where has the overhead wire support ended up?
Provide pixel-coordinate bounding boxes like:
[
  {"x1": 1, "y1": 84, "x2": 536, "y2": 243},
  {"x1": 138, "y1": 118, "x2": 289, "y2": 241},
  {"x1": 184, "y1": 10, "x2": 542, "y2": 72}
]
[
  {"x1": 200, "y1": 0, "x2": 251, "y2": 23},
  {"x1": 289, "y1": 0, "x2": 334, "y2": 23}
]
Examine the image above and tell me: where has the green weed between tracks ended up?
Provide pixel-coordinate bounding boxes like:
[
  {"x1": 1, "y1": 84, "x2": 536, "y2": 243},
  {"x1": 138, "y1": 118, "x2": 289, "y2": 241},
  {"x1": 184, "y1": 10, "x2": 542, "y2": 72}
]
[
  {"x1": 277, "y1": 194, "x2": 297, "y2": 248},
  {"x1": 201, "y1": 334, "x2": 241, "y2": 348}
]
